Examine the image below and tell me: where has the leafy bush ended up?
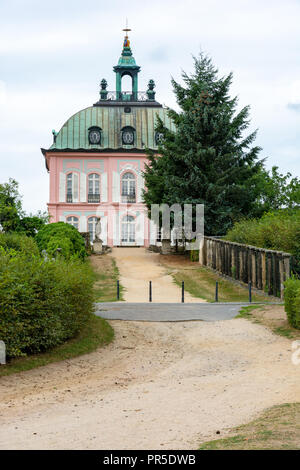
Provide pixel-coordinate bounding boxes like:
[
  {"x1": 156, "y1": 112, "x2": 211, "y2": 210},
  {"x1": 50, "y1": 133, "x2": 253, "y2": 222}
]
[
  {"x1": 225, "y1": 210, "x2": 300, "y2": 274},
  {"x1": 35, "y1": 222, "x2": 86, "y2": 260},
  {"x1": 284, "y1": 278, "x2": 300, "y2": 329},
  {"x1": 17, "y1": 213, "x2": 49, "y2": 237},
  {"x1": 0, "y1": 249, "x2": 94, "y2": 358},
  {"x1": 0, "y1": 232, "x2": 39, "y2": 256},
  {"x1": 46, "y1": 236, "x2": 74, "y2": 260}
]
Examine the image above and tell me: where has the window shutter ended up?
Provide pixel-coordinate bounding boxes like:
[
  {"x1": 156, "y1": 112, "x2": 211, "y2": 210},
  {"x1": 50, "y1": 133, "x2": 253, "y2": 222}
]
[{"x1": 73, "y1": 173, "x2": 79, "y2": 202}]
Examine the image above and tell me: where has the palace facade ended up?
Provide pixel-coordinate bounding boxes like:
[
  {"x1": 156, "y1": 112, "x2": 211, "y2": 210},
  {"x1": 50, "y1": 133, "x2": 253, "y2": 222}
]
[{"x1": 42, "y1": 31, "x2": 174, "y2": 246}]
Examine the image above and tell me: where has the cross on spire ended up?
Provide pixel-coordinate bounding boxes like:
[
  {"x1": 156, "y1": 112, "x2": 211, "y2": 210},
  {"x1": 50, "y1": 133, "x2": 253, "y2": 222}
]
[{"x1": 123, "y1": 18, "x2": 131, "y2": 36}]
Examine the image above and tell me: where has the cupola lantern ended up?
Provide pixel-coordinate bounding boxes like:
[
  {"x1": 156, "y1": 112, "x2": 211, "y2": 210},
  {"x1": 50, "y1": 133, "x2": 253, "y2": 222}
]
[{"x1": 113, "y1": 24, "x2": 141, "y2": 101}]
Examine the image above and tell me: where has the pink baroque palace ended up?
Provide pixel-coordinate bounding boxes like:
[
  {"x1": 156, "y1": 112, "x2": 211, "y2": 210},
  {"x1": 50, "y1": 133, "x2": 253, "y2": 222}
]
[{"x1": 41, "y1": 31, "x2": 175, "y2": 247}]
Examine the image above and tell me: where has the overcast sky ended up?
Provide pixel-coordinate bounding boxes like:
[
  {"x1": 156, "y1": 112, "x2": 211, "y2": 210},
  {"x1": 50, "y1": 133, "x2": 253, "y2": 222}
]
[{"x1": 0, "y1": 0, "x2": 300, "y2": 213}]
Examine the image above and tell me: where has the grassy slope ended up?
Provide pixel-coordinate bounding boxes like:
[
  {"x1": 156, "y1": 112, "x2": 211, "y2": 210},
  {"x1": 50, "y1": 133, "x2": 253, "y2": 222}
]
[
  {"x1": 159, "y1": 254, "x2": 273, "y2": 303},
  {"x1": 199, "y1": 403, "x2": 300, "y2": 450},
  {"x1": 237, "y1": 304, "x2": 300, "y2": 340},
  {"x1": 90, "y1": 255, "x2": 124, "y2": 302}
]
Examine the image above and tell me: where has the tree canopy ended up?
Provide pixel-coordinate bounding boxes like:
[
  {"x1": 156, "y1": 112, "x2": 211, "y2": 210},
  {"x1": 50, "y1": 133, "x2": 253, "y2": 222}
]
[
  {"x1": 251, "y1": 166, "x2": 300, "y2": 217},
  {"x1": 143, "y1": 54, "x2": 266, "y2": 235},
  {"x1": 0, "y1": 178, "x2": 48, "y2": 235}
]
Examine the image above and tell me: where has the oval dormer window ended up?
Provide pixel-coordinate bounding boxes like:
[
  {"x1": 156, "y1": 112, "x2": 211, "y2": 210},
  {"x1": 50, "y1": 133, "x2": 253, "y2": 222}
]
[
  {"x1": 88, "y1": 126, "x2": 102, "y2": 145},
  {"x1": 155, "y1": 132, "x2": 164, "y2": 145},
  {"x1": 122, "y1": 126, "x2": 135, "y2": 145}
]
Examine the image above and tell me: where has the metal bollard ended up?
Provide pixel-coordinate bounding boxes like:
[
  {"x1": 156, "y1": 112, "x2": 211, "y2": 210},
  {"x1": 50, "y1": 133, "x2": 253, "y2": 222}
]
[
  {"x1": 215, "y1": 281, "x2": 219, "y2": 302},
  {"x1": 149, "y1": 281, "x2": 152, "y2": 302},
  {"x1": 248, "y1": 281, "x2": 252, "y2": 303},
  {"x1": 182, "y1": 281, "x2": 184, "y2": 303},
  {"x1": 117, "y1": 280, "x2": 120, "y2": 300}
]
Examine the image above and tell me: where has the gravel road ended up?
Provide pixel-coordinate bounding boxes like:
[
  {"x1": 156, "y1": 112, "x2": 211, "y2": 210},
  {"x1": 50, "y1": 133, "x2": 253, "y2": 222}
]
[{"x1": 0, "y1": 319, "x2": 298, "y2": 449}]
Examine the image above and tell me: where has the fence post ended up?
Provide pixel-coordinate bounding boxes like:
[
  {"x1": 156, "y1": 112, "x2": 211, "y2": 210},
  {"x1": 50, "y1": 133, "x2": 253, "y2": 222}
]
[
  {"x1": 181, "y1": 281, "x2": 184, "y2": 303},
  {"x1": 117, "y1": 280, "x2": 120, "y2": 300},
  {"x1": 252, "y1": 251, "x2": 256, "y2": 288},
  {"x1": 239, "y1": 248, "x2": 243, "y2": 281},
  {"x1": 199, "y1": 237, "x2": 204, "y2": 266},
  {"x1": 261, "y1": 251, "x2": 266, "y2": 292},
  {"x1": 279, "y1": 256, "x2": 284, "y2": 299},
  {"x1": 149, "y1": 281, "x2": 152, "y2": 303},
  {"x1": 248, "y1": 281, "x2": 252, "y2": 303},
  {"x1": 215, "y1": 281, "x2": 219, "y2": 302},
  {"x1": 267, "y1": 254, "x2": 272, "y2": 296}
]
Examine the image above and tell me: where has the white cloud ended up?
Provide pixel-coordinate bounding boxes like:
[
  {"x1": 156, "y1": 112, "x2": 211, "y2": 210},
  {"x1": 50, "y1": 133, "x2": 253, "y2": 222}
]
[
  {"x1": 1, "y1": 0, "x2": 300, "y2": 213},
  {"x1": 0, "y1": 81, "x2": 7, "y2": 105},
  {"x1": 0, "y1": 32, "x2": 89, "y2": 54},
  {"x1": 286, "y1": 80, "x2": 300, "y2": 107}
]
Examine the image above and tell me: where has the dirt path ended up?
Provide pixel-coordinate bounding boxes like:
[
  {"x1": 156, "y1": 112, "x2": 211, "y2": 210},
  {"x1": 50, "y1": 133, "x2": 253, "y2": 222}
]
[
  {"x1": 0, "y1": 319, "x2": 298, "y2": 449},
  {"x1": 111, "y1": 247, "x2": 206, "y2": 303}
]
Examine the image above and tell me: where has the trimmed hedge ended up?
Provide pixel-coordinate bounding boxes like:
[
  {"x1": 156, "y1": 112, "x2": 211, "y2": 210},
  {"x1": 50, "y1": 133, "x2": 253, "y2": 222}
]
[
  {"x1": 35, "y1": 222, "x2": 86, "y2": 260},
  {"x1": 284, "y1": 278, "x2": 300, "y2": 329},
  {"x1": 0, "y1": 243, "x2": 94, "y2": 358}
]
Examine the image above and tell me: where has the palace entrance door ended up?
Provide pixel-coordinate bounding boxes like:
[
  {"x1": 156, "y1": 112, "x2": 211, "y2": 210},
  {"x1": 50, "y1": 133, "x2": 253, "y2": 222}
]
[{"x1": 121, "y1": 215, "x2": 136, "y2": 246}]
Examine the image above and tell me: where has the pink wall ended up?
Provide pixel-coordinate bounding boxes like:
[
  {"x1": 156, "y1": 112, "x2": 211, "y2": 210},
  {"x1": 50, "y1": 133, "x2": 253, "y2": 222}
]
[{"x1": 45, "y1": 152, "x2": 151, "y2": 246}]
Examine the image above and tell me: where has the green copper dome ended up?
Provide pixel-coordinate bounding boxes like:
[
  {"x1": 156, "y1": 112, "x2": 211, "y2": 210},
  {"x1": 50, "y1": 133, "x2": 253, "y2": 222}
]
[{"x1": 48, "y1": 105, "x2": 175, "y2": 152}]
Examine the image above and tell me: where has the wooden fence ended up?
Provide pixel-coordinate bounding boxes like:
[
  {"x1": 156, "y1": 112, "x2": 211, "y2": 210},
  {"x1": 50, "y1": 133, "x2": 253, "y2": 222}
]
[{"x1": 199, "y1": 236, "x2": 292, "y2": 298}]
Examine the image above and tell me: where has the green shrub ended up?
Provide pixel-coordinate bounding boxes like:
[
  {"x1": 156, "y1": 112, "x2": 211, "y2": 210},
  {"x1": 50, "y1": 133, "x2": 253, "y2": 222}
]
[
  {"x1": 35, "y1": 222, "x2": 86, "y2": 260},
  {"x1": 284, "y1": 278, "x2": 300, "y2": 329},
  {"x1": 0, "y1": 250, "x2": 94, "y2": 358},
  {"x1": 225, "y1": 210, "x2": 300, "y2": 274},
  {"x1": 46, "y1": 236, "x2": 73, "y2": 259},
  {"x1": 0, "y1": 232, "x2": 39, "y2": 256}
]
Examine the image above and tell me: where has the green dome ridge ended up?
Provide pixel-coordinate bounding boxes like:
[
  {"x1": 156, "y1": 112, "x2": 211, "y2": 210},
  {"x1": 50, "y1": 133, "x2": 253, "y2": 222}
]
[{"x1": 49, "y1": 105, "x2": 175, "y2": 151}]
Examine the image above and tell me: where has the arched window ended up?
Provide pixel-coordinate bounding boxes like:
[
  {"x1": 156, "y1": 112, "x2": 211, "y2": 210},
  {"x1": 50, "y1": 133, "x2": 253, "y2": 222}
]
[
  {"x1": 88, "y1": 173, "x2": 100, "y2": 203},
  {"x1": 121, "y1": 74, "x2": 133, "y2": 94},
  {"x1": 121, "y1": 126, "x2": 135, "y2": 145},
  {"x1": 121, "y1": 215, "x2": 135, "y2": 243},
  {"x1": 66, "y1": 216, "x2": 79, "y2": 230},
  {"x1": 66, "y1": 172, "x2": 79, "y2": 203},
  {"x1": 88, "y1": 216, "x2": 98, "y2": 242},
  {"x1": 121, "y1": 172, "x2": 136, "y2": 203},
  {"x1": 66, "y1": 173, "x2": 73, "y2": 203}
]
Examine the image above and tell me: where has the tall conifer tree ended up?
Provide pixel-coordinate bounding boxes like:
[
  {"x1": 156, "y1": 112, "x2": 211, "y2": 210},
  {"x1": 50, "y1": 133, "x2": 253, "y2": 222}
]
[{"x1": 143, "y1": 54, "x2": 264, "y2": 235}]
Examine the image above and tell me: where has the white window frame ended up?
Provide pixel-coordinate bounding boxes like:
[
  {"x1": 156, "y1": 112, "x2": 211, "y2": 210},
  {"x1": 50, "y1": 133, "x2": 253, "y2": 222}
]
[
  {"x1": 66, "y1": 172, "x2": 79, "y2": 203},
  {"x1": 121, "y1": 172, "x2": 136, "y2": 203},
  {"x1": 66, "y1": 216, "x2": 79, "y2": 230},
  {"x1": 88, "y1": 173, "x2": 100, "y2": 194},
  {"x1": 121, "y1": 215, "x2": 135, "y2": 243},
  {"x1": 88, "y1": 216, "x2": 98, "y2": 243},
  {"x1": 88, "y1": 173, "x2": 100, "y2": 203}
]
